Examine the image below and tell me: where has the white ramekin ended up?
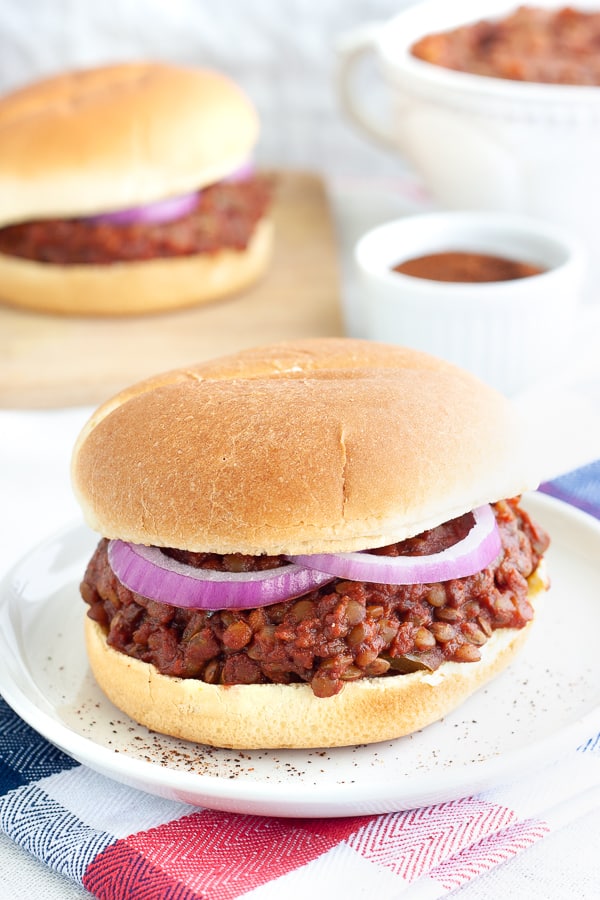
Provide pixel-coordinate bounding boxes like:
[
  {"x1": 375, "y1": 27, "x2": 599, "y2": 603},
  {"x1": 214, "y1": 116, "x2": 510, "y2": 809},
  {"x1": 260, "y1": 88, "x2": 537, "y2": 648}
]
[
  {"x1": 354, "y1": 211, "x2": 585, "y2": 397},
  {"x1": 337, "y1": 0, "x2": 600, "y2": 295}
]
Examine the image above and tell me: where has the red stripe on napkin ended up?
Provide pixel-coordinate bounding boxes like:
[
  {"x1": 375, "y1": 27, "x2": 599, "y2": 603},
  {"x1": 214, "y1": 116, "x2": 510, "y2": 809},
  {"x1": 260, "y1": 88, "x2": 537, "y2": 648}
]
[
  {"x1": 84, "y1": 810, "x2": 372, "y2": 900},
  {"x1": 347, "y1": 797, "x2": 516, "y2": 880},
  {"x1": 430, "y1": 817, "x2": 551, "y2": 890},
  {"x1": 83, "y1": 842, "x2": 197, "y2": 900}
]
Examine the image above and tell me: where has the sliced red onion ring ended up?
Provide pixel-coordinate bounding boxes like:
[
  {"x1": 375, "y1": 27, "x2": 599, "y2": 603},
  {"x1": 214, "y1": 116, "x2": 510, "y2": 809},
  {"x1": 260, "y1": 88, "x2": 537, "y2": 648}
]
[
  {"x1": 82, "y1": 191, "x2": 200, "y2": 226},
  {"x1": 107, "y1": 540, "x2": 335, "y2": 610},
  {"x1": 287, "y1": 505, "x2": 501, "y2": 585}
]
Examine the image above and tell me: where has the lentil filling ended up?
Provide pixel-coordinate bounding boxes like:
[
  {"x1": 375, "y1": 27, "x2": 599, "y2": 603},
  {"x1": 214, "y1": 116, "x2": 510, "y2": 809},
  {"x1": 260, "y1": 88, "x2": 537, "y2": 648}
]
[
  {"x1": 81, "y1": 498, "x2": 550, "y2": 699},
  {"x1": 410, "y1": 6, "x2": 600, "y2": 86},
  {"x1": 0, "y1": 176, "x2": 271, "y2": 265}
]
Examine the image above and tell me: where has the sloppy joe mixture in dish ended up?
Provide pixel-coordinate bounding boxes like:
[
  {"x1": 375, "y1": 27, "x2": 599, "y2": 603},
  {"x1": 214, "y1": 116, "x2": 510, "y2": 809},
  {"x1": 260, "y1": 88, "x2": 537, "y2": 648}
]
[{"x1": 411, "y1": 6, "x2": 600, "y2": 86}]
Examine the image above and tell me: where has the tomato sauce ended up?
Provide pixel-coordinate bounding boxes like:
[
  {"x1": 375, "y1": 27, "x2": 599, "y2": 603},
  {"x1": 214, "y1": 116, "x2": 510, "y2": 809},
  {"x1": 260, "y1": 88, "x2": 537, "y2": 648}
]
[{"x1": 392, "y1": 251, "x2": 544, "y2": 283}]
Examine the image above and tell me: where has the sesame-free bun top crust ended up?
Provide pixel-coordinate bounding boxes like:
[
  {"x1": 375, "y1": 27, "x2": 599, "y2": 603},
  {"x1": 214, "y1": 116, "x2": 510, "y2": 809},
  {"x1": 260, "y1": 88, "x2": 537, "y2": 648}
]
[
  {"x1": 0, "y1": 61, "x2": 259, "y2": 225},
  {"x1": 71, "y1": 338, "x2": 536, "y2": 555}
]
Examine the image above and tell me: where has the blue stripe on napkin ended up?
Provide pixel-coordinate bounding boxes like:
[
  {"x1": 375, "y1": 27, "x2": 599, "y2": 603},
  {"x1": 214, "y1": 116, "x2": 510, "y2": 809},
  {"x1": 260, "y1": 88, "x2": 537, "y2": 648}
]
[
  {"x1": 0, "y1": 781, "x2": 116, "y2": 881},
  {"x1": 0, "y1": 696, "x2": 116, "y2": 882},
  {"x1": 579, "y1": 732, "x2": 600, "y2": 754},
  {"x1": 0, "y1": 697, "x2": 78, "y2": 792},
  {"x1": 539, "y1": 459, "x2": 600, "y2": 520}
]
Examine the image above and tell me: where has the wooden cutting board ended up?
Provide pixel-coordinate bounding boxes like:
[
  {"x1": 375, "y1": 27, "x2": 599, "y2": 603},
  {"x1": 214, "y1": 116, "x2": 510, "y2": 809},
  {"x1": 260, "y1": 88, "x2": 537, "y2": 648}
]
[{"x1": 0, "y1": 171, "x2": 342, "y2": 408}]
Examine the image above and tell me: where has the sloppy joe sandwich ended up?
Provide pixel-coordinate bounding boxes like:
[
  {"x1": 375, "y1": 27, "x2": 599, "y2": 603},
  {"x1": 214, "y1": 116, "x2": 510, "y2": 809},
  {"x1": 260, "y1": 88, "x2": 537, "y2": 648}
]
[
  {"x1": 0, "y1": 61, "x2": 272, "y2": 315},
  {"x1": 72, "y1": 338, "x2": 550, "y2": 749}
]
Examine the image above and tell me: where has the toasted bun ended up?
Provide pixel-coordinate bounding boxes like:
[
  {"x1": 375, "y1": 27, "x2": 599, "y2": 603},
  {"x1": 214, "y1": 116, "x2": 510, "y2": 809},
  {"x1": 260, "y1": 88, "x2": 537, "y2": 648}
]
[
  {"x1": 0, "y1": 217, "x2": 273, "y2": 315},
  {"x1": 84, "y1": 562, "x2": 548, "y2": 749},
  {"x1": 72, "y1": 337, "x2": 536, "y2": 554},
  {"x1": 0, "y1": 61, "x2": 259, "y2": 225}
]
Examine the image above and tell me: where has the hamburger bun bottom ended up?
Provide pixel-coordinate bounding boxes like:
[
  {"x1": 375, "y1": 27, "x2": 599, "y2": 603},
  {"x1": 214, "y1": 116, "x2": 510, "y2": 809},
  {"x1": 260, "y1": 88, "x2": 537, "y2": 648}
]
[
  {"x1": 84, "y1": 561, "x2": 548, "y2": 750},
  {"x1": 0, "y1": 216, "x2": 272, "y2": 316}
]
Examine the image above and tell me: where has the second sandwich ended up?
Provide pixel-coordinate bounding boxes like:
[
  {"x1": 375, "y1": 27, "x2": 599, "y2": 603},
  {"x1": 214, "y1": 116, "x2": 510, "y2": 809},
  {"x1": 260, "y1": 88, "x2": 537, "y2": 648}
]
[{"x1": 0, "y1": 61, "x2": 272, "y2": 315}]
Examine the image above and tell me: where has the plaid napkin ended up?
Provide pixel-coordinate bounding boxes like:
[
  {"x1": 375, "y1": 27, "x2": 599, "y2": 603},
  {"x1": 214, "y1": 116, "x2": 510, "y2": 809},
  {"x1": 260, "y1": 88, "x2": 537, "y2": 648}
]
[{"x1": 1, "y1": 464, "x2": 599, "y2": 900}]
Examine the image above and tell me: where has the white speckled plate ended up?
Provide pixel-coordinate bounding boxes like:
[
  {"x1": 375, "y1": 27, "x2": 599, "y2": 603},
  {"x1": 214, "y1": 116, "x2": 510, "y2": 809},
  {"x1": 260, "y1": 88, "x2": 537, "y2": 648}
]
[{"x1": 0, "y1": 492, "x2": 598, "y2": 817}]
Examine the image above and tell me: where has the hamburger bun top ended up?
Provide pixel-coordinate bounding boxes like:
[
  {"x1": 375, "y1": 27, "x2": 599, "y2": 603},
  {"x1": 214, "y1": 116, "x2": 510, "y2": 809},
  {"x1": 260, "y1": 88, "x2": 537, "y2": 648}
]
[
  {"x1": 0, "y1": 61, "x2": 259, "y2": 226},
  {"x1": 71, "y1": 338, "x2": 536, "y2": 555}
]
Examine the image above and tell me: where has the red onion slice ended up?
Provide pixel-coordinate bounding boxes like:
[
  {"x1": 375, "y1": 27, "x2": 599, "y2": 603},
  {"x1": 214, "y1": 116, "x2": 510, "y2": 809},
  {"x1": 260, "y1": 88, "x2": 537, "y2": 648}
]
[
  {"x1": 82, "y1": 191, "x2": 200, "y2": 226},
  {"x1": 287, "y1": 505, "x2": 501, "y2": 585},
  {"x1": 107, "y1": 540, "x2": 334, "y2": 610}
]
